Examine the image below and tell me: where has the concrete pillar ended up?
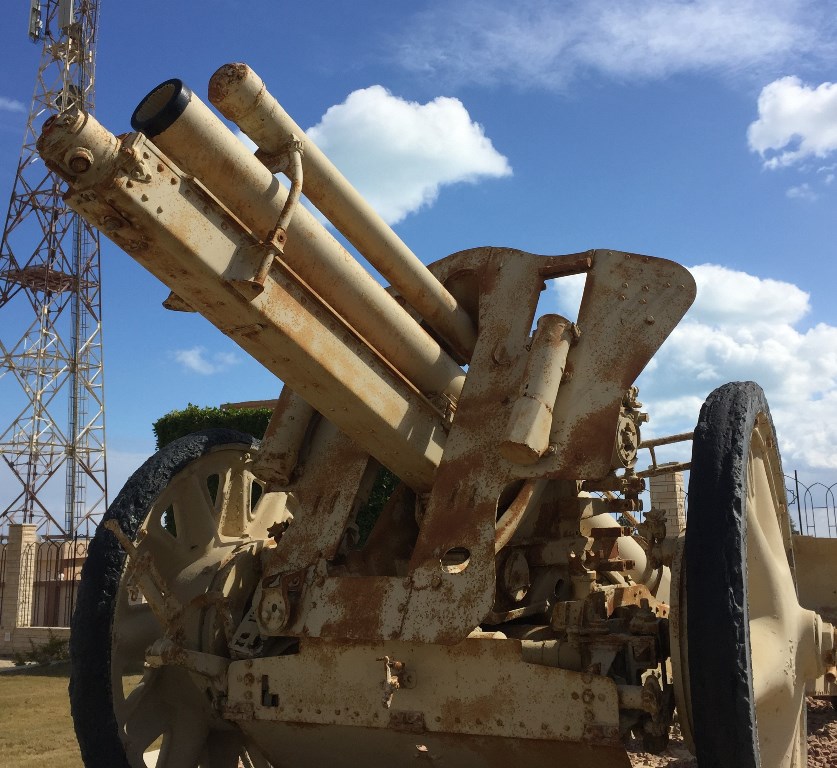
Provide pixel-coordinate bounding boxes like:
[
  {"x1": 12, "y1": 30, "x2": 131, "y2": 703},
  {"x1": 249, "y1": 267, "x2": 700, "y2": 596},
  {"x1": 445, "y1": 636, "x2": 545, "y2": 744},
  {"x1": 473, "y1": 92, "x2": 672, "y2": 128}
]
[
  {"x1": 649, "y1": 466, "x2": 686, "y2": 536},
  {"x1": 0, "y1": 524, "x2": 37, "y2": 630}
]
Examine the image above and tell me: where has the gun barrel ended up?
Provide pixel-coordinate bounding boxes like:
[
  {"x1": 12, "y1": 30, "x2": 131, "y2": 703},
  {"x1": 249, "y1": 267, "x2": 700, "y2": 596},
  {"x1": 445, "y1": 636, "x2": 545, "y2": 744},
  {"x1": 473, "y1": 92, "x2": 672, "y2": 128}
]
[
  {"x1": 131, "y1": 79, "x2": 465, "y2": 402},
  {"x1": 37, "y1": 108, "x2": 447, "y2": 491},
  {"x1": 208, "y1": 63, "x2": 477, "y2": 363}
]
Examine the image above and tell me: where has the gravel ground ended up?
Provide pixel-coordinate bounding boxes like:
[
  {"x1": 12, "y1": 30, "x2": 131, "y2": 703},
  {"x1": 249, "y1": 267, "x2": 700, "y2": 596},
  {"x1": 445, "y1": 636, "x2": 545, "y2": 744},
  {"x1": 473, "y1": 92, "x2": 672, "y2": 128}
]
[{"x1": 627, "y1": 698, "x2": 837, "y2": 767}]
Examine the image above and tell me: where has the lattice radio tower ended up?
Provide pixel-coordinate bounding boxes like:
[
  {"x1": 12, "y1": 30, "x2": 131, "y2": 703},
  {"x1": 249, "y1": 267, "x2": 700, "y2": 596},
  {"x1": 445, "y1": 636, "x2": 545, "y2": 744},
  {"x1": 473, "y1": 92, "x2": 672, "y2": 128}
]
[{"x1": 0, "y1": 0, "x2": 106, "y2": 540}]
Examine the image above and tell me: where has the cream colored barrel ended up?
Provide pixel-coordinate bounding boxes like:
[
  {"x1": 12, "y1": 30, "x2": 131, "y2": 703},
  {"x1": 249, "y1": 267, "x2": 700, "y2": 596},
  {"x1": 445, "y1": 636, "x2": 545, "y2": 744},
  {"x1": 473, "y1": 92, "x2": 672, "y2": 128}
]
[
  {"x1": 131, "y1": 79, "x2": 465, "y2": 401},
  {"x1": 38, "y1": 109, "x2": 446, "y2": 491},
  {"x1": 208, "y1": 63, "x2": 477, "y2": 363}
]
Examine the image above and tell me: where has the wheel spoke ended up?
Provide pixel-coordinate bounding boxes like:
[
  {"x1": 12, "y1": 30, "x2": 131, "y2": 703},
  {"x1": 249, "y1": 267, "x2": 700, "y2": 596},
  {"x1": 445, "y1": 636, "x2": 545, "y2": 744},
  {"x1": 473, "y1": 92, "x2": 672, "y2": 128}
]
[
  {"x1": 746, "y1": 503, "x2": 793, "y2": 621},
  {"x1": 218, "y1": 464, "x2": 250, "y2": 538},
  {"x1": 156, "y1": 719, "x2": 210, "y2": 768},
  {"x1": 750, "y1": 615, "x2": 794, "y2": 708},
  {"x1": 756, "y1": 686, "x2": 806, "y2": 768},
  {"x1": 245, "y1": 489, "x2": 287, "y2": 541},
  {"x1": 173, "y1": 474, "x2": 221, "y2": 552},
  {"x1": 201, "y1": 730, "x2": 248, "y2": 768},
  {"x1": 121, "y1": 675, "x2": 168, "y2": 762},
  {"x1": 242, "y1": 743, "x2": 275, "y2": 768},
  {"x1": 140, "y1": 516, "x2": 196, "y2": 582},
  {"x1": 118, "y1": 669, "x2": 159, "y2": 722},
  {"x1": 113, "y1": 602, "x2": 162, "y2": 670}
]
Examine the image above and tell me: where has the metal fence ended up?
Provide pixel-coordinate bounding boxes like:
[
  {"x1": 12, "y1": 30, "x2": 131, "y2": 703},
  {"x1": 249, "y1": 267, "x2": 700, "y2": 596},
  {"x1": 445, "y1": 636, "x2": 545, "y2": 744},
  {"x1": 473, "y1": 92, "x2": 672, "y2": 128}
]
[
  {"x1": 30, "y1": 538, "x2": 87, "y2": 627},
  {"x1": 0, "y1": 542, "x2": 6, "y2": 625},
  {"x1": 786, "y1": 472, "x2": 837, "y2": 539}
]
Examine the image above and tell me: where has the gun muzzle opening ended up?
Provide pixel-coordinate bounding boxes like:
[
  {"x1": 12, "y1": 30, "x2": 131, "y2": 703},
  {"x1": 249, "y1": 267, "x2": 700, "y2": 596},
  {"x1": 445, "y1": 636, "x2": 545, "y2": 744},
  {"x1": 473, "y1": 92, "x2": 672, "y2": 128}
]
[{"x1": 131, "y1": 78, "x2": 192, "y2": 138}]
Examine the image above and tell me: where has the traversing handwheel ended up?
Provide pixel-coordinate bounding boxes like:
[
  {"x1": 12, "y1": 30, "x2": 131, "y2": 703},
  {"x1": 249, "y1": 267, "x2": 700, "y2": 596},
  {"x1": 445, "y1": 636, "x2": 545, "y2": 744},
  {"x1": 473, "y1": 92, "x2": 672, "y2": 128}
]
[
  {"x1": 70, "y1": 430, "x2": 276, "y2": 768},
  {"x1": 683, "y1": 382, "x2": 831, "y2": 768}
]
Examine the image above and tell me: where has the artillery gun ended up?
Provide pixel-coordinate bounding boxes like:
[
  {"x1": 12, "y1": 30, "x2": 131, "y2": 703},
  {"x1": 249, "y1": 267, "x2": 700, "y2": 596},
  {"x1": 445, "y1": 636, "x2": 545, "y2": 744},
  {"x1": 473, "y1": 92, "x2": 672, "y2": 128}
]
[{"x1": 38, "y1": 64, "x2": 837, "y2": 768}]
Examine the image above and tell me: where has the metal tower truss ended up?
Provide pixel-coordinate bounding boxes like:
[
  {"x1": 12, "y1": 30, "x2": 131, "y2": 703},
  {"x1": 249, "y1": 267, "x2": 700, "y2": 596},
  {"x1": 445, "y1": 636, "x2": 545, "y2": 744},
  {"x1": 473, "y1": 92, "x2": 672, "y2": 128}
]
[{"x1": 0, "y1": 0, "x2": 106, "y2": 539}]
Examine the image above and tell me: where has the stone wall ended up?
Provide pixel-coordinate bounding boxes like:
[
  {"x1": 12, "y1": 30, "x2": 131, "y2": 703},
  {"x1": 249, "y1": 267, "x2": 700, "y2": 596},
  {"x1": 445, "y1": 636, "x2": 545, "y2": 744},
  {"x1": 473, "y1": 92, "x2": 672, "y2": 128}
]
[{"x1": 648, "y1": 466, "x2": 687, "y2": 535}]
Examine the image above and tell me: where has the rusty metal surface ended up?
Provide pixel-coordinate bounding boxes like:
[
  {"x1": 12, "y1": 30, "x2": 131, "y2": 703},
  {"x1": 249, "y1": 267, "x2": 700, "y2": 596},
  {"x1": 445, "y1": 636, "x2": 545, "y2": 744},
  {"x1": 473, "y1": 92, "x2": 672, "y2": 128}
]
[
  {"x1": 236, "y1": 721, "x2": 632, "y2": 768},
  {"x1": 131, "y1": 85, "x2": 466, "y2": 400},
  {"x1": 37, "y1": 83, "x2": 727, "y2": 768},
  {"x1": 39, "y1": 120, "x2": 448, "y2": 491},
  {"x1": 542, "y1": 250, "x2": 696, "y2": 480},
  {"x1": 226, "y1": 636, "x2": 630, "y2": 767},
  {"x1": 245, "y1": 246, "x2": 689, "y2": 645}
]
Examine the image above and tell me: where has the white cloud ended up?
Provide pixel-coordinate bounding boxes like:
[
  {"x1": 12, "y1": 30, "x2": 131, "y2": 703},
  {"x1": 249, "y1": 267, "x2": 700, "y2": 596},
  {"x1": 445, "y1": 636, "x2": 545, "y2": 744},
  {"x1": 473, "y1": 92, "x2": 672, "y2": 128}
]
[
  {"x1": 172, "y1": 346, "x2": 240, "y2": 375},
  {"x1": 0, "y1": 97, "x2": 25, "y2": 113},
  {"x1": 394, "y1": 1, "x2": 830, "y2": 88},
  {"x1": 306, "y1": 86, "x2": 511, "y2": 224},
  {"x1": 786, "y1": 182, "x2": 818, "y2": 200},
  {"x1": 548, "y1": 262, "x2": 837, "y2": 472},
  {"x1": 748, "y1": 77, "x2": 837, "y2": 169}
]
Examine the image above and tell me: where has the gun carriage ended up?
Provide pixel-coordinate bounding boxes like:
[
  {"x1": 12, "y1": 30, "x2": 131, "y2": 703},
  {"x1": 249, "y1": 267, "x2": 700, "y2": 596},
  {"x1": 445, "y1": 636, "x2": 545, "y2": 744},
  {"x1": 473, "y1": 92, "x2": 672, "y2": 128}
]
[{"x1": 38, "y1": 63, "x2": 837, "y2": 768}]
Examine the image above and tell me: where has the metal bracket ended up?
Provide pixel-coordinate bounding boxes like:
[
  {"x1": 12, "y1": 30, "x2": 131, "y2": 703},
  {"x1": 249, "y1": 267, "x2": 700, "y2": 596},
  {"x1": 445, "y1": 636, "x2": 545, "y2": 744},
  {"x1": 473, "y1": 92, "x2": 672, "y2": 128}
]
[
  {"x1": 257, "y1": 568, "x2": 307, "y2": 634},
  {"x1": 118, "y1": 135, "x2": 152, "y2": 182},
  {"x1": 377, "y1": 655, "x2": 415, "y2": 708},
  {"x1": 239, "y1": 135, "x2": 305, "y2": 297}
]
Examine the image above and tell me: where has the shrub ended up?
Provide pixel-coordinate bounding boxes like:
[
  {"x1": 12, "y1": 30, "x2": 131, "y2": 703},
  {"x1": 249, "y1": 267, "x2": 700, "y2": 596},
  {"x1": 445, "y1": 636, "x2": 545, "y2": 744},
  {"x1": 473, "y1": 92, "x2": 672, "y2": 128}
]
[
  {"x1": 152, "y1": 403, "x2": 271, "y2": 448},
  {"x1": 13, "y1": 631, "x2": 69, "y2": 666}
]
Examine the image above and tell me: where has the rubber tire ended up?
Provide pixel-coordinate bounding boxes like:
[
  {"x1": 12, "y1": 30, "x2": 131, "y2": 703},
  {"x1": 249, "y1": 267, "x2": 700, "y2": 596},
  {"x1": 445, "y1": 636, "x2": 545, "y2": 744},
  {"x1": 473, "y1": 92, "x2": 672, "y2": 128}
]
[
  {"x1": 685, "y1": 381, "x2": 786, "y2": 768},
  {"x1": 69, "y1": 429, "x2": 257, "y2": 768}
]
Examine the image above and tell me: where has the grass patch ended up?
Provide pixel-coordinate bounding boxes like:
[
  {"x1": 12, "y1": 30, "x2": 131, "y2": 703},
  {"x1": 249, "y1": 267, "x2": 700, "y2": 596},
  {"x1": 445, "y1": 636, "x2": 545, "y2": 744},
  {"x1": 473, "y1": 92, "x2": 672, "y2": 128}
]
[{"x1": 0, "y1": 662, "x2": 82, "y2": 767}]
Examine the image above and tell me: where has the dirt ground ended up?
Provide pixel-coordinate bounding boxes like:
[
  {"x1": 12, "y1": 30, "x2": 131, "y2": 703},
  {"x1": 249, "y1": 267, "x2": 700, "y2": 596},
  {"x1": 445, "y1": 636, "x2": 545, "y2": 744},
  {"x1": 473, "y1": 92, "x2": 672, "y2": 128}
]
[{"x1": 627, "y1": 697, "x2": 837, "y2": 767}]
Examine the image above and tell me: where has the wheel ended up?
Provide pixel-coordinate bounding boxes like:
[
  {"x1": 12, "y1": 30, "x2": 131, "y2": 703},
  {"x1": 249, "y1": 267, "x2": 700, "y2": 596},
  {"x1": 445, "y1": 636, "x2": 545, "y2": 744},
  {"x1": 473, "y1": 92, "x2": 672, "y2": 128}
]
[
  {"x1": 684, "y1": 382, "x2": 827, "y2": 768},
  {"x1": 70, "y1": 429, "x2": 276, "y2": 768}
]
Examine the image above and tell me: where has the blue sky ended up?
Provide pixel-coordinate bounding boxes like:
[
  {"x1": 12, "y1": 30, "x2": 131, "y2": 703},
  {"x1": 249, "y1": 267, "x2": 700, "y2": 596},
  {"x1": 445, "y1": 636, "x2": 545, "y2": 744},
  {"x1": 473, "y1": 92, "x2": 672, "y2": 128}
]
[{"x1": 1, "y1": 0, "x2": 837, "y2": 512}]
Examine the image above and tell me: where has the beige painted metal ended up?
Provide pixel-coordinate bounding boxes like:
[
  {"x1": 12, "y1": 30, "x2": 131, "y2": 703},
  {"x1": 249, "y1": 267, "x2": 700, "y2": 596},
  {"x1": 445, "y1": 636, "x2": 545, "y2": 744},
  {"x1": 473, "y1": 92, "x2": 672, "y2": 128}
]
[
  {"x1": 208, "y1": 62, "x2": 478, "y2": 363},
  {"x1": 668, "y1": 531, "x2": 695, "y2": 752},
  {"x1": 109, "y1": 443, "x2": 276, "y2": 766},
  {"x1": 745, "y1": 414, "x2": 829, "y2": 768},
  {"x1": 500, "y1": 314, "x2": 575, "y2": 465},
  {"x1": 133, "y1": 80, "x2": 465, "y2": 401},
  {"x1": 250, "y1": 386, "x2": 314, "y2": 486},
  {"x1": 39, "y1": 65, "x2": 837, "y2": 768},
  {"x1": 792, "y1": 534, "x2": 837, "y2": 697},
  {"x1": 226, "y1": 637, "x2": 630, "y2": 768},
  {"x1": 37, "y1": 111, "x2": 446, "y2": 491},
  {"x1": 671, "y1": 415, "x2": 836, "y2": 768}
]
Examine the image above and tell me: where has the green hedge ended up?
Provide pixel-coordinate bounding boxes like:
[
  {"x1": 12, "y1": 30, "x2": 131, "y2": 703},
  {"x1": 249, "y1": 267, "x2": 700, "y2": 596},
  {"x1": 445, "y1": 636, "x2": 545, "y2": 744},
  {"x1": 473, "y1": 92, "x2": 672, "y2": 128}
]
[{"x1": 153, "y1": 403, "x2": 272, "y2": 449}]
